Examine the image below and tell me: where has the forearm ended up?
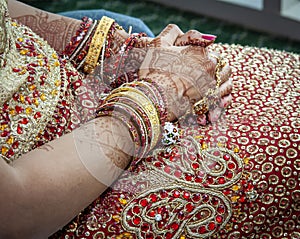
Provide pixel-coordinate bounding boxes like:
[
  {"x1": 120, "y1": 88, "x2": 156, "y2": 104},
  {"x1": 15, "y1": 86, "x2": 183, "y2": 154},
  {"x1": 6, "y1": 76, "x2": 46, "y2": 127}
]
[
  {"x1": 0, "y1": 116, "x2": 133, "y2": 239},
  {"x1": 8, "y1": 0, "x2": 81, "y2": 53}
]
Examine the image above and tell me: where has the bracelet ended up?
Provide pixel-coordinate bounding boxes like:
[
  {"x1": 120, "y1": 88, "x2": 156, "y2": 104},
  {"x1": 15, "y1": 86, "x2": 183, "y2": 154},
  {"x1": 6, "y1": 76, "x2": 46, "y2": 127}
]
[
  {"x1": 126, "y1": 80, "x2": 168, "y2": 125},
  {"x1": 84, "y1": 16, "x2": 115, "y2": 74},
  {"x1": 70, "y1": 20, "x2": 98, "y2": 66},
  {"x1": 63, "y1": 17, "x2": 94, "y2": 58},
  {"x1": 97, "y1": 81, "x2": 165, "y2": 157},
  {"x1": 106, "y1": 88, "x2": 161, "y2": 150},
  {"x1": 108, "y1": 33, "x2": 145, "y2": 88},
  {"x1": 193, "y1": 56, "x2": 226, "y2": 115},
  {"x1": 97, "y1": 102, "x2": 148, "y2": 157}
]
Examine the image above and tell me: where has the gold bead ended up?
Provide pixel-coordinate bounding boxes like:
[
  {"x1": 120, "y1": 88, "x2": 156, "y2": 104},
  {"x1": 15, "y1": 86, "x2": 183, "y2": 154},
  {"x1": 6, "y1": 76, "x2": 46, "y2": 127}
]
[
  {"x1": 20, "y1": 95, "x2": 25, "y2": 103},
  {"x1": 54, "y1": 80, "x2": 61, "y2": 87},
  {"x1": 20, "y1": 49, "x2": 28, "y2": 55},
  {"x1": 52, "y1": 53, "x2": 58, "y2": 59},
  {"x1": 231, "y1": 196, "x2": 240, "y2": 203},
  {"x1": 9, "y1": 109, "x2": 15, "y2": 116},
  {"x1": 25, "y1": 107, "x2": 33, "y2": 115},
  {"x1": 1, "y1": 146, "x2": 8, "y2": 154},
  {"x1": 54, "y1": 61, "x2": 60, "y2": 67},
  {"x1": 28, "y1": 84, "x2": 36, "y2": 91},
  {"x1": 51, "y1": 90, "x2": 58, "y2": 96},
  {"x1": 0, "y1": 124, "x2": 7, "y2": 131},
  {"x1": 40, "y1": 94, "x2": 46, "y2": 101},
  {"x1": 6, "y1": 136, "x2": 14, "y2": 145},
  {"x1": 118, "y1": 198, "x2": 127, "y2": 205}
]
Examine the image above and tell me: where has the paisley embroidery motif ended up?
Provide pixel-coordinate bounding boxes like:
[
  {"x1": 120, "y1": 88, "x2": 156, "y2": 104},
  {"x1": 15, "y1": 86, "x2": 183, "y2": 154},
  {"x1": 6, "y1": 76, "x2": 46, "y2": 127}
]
[
  {"x1": 122, "y1": 186, "x2": 232, "y2": 239},
  {"x1": 121, "y1": 136, "x2": 252, "y2": 239}
]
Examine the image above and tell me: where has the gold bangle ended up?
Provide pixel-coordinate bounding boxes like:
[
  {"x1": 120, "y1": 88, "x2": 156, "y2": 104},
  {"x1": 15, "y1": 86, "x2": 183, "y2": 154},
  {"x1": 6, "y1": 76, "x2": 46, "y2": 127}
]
[
  {"x1": 84, "y1": 16, "x2": 114, "y2": 74},
  {"x1": 106, "y1": 88, "x2": 161, "y2": 149}
]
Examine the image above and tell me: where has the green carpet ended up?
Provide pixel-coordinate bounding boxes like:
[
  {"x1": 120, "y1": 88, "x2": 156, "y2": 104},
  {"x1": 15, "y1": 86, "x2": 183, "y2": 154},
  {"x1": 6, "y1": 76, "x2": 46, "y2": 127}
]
[{"x1": 21, "y1": 0, "x2": 300, "y2": 54}]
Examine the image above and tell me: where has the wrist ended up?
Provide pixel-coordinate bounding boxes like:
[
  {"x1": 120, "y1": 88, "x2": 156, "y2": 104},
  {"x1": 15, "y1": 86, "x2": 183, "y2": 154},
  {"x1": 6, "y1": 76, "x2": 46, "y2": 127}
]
[{"x1": 97, "y1": 80, "x2": 167, "y2": 160}]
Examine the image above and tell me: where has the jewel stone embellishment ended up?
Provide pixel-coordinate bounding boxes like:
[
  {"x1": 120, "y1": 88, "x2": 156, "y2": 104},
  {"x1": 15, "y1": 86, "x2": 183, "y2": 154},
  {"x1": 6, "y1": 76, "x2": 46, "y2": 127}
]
[{"x1": 121, "y1": 136, "x2": 251, "y2": 239}]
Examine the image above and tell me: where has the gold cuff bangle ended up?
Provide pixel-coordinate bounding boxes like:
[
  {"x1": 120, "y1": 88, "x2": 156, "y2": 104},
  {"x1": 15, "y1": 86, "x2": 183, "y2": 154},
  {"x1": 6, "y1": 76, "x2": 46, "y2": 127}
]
[{"x1": 84, "y1": 16, "x2": 114, "y2": 74}]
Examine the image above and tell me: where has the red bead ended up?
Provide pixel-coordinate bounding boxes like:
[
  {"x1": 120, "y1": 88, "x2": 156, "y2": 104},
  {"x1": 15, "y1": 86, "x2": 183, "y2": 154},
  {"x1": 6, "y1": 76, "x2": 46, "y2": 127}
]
[
  {"x1": 34, "y1": 112, "x2": 42, "y2": 119},
  {"x1": 216, "y1": 215, "x2": 223, "y2": 223},
  {"x1": 208, "y1": 222, "x2": 216, "y2": 231},
  {"x1": 207, "y1": 177, "x2": 214, "y2": 184},
  {"x1": 7, "y1": 148, "x2": 14, "y2": 157},
  {"x1": 140, "y1": 199, "x2": 148, "y2": 207},
  {"x1": 17, "y1": 125, "x2": 23, "y2": 134},
  {"x1": 15, "y1": 106, "x2": 23, "y2": 114},
  {"x1": 211, "y1": 197, "x2": 219, "y2": 206},
  {"x1": 202, "y1": 194, "x2": 209, "y2": 202},
  {"x1": 160, "y1": 190, "x2": 168, "y2": 198},
  {"x1": 228, "y1": 162, "x2": 236, "y2": 169},
  {"x1": 133, "y1": 206, "x2": 140, "y2": 214},
  {"x1": 12, "y1": 141, "x2": 19, "y2": 149},
  {"x1": 154, "y1": 162, "x2": 162, "y2": 168},
  {"x1": 185, "y1": 203, "x2": 194, "y2": 212},
  {"x1": 145, "y1": 233, "x2": 153, "y2": 239},
  {"x1": 195, "y1": 176, "x2": 203, "y2": 183},
  {"x1": 19, "y1": 118, "x2": 29, "y2": 125},
  {"x1": 173, "y1": 190, "x2": 180, "y2": 198},
  {"x1": 174, "y1": 170, "x2": 182, "y2": 178},
  {"x1": 239, "y1": 196, "x2": 246, "y2": 203},
  {"x1": 133, "y1": 216, "x2": 141, "y2": 225},
  {"x1": 164, "y1": 166, "x2": 171, "y2": 174},
  {"x1": 192, "y1": 193, "x2": 201, "y2": 202},
  {"x1": 148, "y1": 210, "x2": 155, "y2": 217},
  {"x1": 12, "y1": 68, "x2": 21, "y2": 73},
  {"x1": 183, "y1": 192, "x2": 190, "y2": 200},
  {"x1": 1, "y1": 131, "x2": 9, "y2": 137},
  {"x1": 150, "y1": 194, "x2": 158, "y2": 203},
  {"x1": 218, "y1": 177, "x2": 226, "y2": 184},
  {"x1": 223, "y1": 154, "x2": 231, "y2": 161},
  {"x1": 217, "y1": 205, "x2": 225, "y2": 214},
  {"x1": 192, "y1": 163, "x2": 199, "y2": 170},
  {"x1": 225, "y1": 170, "x2": 233, "y2": 179},
  {"x1": 185, "y1": 174, "x2": 192, "y2": 181},
  {"x1": 199, "y1": 226, "x2": 207, "y2": 234},
  {"x1": 170, "y1": 222, "x2": 179, "y2": 231},
  {"x1": 165, "y1": 232, "x2": 173, "y2": 239}
]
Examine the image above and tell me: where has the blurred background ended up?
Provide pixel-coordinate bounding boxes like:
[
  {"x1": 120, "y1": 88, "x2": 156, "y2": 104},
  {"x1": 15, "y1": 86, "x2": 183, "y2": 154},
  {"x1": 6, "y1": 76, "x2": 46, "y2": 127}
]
[{"x1": 19, "y1": 0, "x2": 300, "y2": 53}]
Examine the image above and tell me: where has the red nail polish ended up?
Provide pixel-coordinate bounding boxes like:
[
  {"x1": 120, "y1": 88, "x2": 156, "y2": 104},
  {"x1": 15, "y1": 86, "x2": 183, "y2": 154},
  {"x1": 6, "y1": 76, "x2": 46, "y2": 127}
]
[{"x1": 202, "y1": 34, "x2": 217, "y2": 41}]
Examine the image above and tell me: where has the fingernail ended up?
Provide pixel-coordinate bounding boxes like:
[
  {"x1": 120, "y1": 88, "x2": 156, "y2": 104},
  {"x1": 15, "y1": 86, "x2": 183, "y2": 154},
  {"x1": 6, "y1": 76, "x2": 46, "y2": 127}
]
[{"x1": 202, "y1": 34, "x2": 217, "y2": 41}]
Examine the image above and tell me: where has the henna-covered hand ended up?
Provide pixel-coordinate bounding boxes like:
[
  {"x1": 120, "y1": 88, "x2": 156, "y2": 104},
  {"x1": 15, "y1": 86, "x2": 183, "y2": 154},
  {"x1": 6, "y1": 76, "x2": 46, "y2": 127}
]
[{"x1": 139, "y1": 24, "x2": 232, "y2": 122}]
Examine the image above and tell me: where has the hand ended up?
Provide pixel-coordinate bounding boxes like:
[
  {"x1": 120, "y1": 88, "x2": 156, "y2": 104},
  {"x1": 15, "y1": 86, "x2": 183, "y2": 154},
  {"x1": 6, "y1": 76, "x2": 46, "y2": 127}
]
[{"x1": 139, "y1": 24, "x2": 232, "y2": 122}]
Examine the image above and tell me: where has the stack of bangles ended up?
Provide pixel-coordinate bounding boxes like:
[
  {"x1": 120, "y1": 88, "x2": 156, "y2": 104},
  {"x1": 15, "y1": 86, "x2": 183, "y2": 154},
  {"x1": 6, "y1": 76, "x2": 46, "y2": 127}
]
[
  {"x1": 63, "y1": 16, "x2": 118, "y2": 72},
  {"x1": 96, "y1": 79, "x2": 168, "y2": 158},
  {"x1": 193, "y1": 55, "x2": 226, "y2": 116}
]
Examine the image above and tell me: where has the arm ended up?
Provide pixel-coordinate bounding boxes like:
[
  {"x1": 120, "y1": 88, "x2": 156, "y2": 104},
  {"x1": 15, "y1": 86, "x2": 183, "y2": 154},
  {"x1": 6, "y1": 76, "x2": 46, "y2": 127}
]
[
  {"x1": 7, "y1": 0, "x2": 81, "y2": 53},
  {"x1": 0, "y1": 116, "x2": 133, "y2": 239}
]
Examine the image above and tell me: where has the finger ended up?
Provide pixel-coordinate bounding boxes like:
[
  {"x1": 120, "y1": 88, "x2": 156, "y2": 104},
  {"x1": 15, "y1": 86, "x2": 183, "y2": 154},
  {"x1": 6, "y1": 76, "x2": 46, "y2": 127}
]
[
  {"x1": 155, "y1": 24, "x2": 184, "y2": 46},
  {"x1": 220, "y1": 93, "x2": 233, "y2": 109},
  {"x1": 218, "y1": 63, "x2": 232, "y2": 85},
  {"x1": 207, "y1": 94, "x2": 232, "y2": 123},
  {"x1": 175, "y1": 30, "x2": 217, "y2": 47},
  {"x1": 219, "y1": 79, "x2": 233, "y2": 97}
]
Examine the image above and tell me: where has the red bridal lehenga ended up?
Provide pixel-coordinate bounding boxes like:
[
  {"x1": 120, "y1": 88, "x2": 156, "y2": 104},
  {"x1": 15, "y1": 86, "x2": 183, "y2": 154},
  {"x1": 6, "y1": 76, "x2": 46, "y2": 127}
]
[
  {"x1": 0, "y1": 0, "x2": 299, "y2": 238},
  {"x1": 52, "y1": 47, "x2": 300, "y2": 238}
]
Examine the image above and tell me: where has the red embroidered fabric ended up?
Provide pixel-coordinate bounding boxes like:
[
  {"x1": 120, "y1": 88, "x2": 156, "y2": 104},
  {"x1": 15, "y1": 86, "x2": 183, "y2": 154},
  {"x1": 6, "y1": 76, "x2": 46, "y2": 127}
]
[{"x1": 50, "y1": 43, "x2": 300, "y2": 239}]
